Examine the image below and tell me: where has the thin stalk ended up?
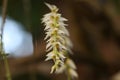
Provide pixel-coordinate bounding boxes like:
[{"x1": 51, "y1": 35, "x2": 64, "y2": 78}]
[
  {"x1": 68, "y1": 75, "x2": 72, "y2": 80},
  {"x1": 3, "y1": 55, "x2": 11, "y2": 80},
  {"x1": 0, "y1": 0, "x2": 12, "y2": 80},
  {"x1": 66, "y1": 62, "x2": 72, "y2": 80},
  {"x1": 65, "y1": 53, "x2": 73, "y2": 80}
]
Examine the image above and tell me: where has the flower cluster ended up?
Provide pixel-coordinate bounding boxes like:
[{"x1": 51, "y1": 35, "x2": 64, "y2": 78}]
[
  {"x1": 56, "y1": 58, "x2": 78, "y2": 78},
  {"x1": 42, "y1": 3, "x2": 78, "y2": 78}
]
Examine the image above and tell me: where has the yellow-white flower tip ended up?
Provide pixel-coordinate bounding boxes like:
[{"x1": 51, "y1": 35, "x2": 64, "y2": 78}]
[
  {"x1": 69, "y1": 68, "x2": 78, "y2": 78},
  {"x1": 45, "y1": 3, "x2": 58, "y2": 12},
  {"x1": 67, "y1": 59, "x2": 77, "y2": 69}
]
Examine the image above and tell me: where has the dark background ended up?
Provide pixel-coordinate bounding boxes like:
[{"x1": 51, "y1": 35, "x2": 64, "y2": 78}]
[{"x1": 1, "y1": 0, "x2": 120, "y2": 80}]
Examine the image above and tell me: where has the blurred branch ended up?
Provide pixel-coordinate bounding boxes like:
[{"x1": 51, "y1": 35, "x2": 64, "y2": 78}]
[
  {"x1": 0, "y1": 0, "x2": 12, "y2": 80},
  {"x1": 22, "y1": 0, "x2": 32, "y2": 32},
  {"x1": 1, "y1": 0, "x2": 8, "y2": 34}
]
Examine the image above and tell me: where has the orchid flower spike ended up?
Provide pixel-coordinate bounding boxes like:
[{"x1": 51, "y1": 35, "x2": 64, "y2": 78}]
[{"x1": 42, "y1": 3, "x2": 78, "y2": 79}]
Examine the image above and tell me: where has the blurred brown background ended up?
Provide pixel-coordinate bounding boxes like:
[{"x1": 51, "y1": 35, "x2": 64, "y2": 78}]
[{"x1": 1, "y1": 0, "x2": 120, "y2": 80}]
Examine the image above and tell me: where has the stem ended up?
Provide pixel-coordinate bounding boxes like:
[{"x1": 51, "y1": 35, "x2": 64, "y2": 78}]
[
  {"x1": 66, "y1": 57, "x2": 72, "y2": 80},
  {"x1": 0, "y1": 0, "x2": 12, "y2": 80},
  {"x1": 3, "y1": 55, "x2": 11, "y2": 80},
  {"x1": 67, "y1": 66, "x2": 72, "y2": 80},
  {"x1": 68, "y1": 75, "x2": 72, "y2": 80}
]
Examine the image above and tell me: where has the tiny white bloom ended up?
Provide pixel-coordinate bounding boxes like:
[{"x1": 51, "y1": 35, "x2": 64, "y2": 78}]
[
  {"x1": 69, "y1": 68, "x2": 78, "y2": 78},
  {"x1": 67, "y1": 59, "x2": 77, "y2": 69}
]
